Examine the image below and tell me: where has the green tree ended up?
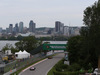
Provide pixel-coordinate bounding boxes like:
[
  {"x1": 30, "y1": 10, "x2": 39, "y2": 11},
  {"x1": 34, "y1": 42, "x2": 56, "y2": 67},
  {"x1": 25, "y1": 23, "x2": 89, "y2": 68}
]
[
  {"x1": 15, "y1": 36, "x2": 39, "y2": 53},
  {"x1": 67, "y1": 35, "x2": 94, "y2": 69},
  {"x1": 67, "y1": 36, "x2": 83, "y2": 64},
  {"x1": 15, "y1": 41, "x2": 24, "y2": 51},
  {"x1": 83, "y1": 0, "x2": 100, "y2": 68},
  {"x1": 2, "y1": 44, "x2": 12, "y2": 52},
  {"x1": 2, "y1": 43, "x2": 19, "y2": 54}
]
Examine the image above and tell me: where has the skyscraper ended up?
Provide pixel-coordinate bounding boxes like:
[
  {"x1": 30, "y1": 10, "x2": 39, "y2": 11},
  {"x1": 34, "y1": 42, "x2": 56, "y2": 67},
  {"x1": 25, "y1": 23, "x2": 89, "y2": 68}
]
[
  {"x1": 55, "y1": 21, "x2": 64, "y2": 34},
  {"x1": 0, "y1": 27, "x2": 2, "y2": 33},
  {"x1": 9, "y1": 24, "x2": 13, "y2": 33},
  {"x1": 55, "y1": 21, "x2": 61, "y2": 32},
  {"x1": 60, "y1": 23, "x2": 64, "y2": 34},
  {"x1": 15, "y1": 23, "x2": 19, "y2": 33},
  {"x1": 19, "y1": 22, "x2": 23, "y2": 33},
  {"x1": 64, "y1": 26, "x2": 69, "y2": 36},
  {"x1": 29, "y1": 20, "x2": 36, "y2": 33}
]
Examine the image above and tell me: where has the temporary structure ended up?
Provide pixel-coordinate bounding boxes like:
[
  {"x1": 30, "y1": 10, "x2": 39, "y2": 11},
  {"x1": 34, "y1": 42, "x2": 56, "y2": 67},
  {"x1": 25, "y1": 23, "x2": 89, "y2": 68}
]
[
  {"x1": 15, "y1": 50, "x2": 30, "y2": 59},
  {"x1": 22, "y1": 50, "x2": 30, "y2": 58}
]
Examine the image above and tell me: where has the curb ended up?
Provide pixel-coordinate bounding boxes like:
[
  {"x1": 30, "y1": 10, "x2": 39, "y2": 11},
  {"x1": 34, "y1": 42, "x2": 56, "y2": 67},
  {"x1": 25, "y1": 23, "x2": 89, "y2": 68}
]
[{"x1": 19, "y1": 58, "x2": 48, "y2": 75}]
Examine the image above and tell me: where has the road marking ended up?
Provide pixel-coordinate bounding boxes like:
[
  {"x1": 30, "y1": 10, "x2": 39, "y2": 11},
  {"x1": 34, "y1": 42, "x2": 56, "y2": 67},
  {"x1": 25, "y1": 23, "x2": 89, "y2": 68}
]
[
  {"x1": 19, "y1": 58, "x2": 48, "y2": 75},
  {"x1": 45, "y1": 66, "x2": 54, "y2": 75}
]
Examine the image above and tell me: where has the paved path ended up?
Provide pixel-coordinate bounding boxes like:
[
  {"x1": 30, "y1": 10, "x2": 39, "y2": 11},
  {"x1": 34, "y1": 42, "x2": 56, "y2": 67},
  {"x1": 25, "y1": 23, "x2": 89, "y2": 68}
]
[{"x1": 20, "y1": 53, "x2": 64, "y2": 75}]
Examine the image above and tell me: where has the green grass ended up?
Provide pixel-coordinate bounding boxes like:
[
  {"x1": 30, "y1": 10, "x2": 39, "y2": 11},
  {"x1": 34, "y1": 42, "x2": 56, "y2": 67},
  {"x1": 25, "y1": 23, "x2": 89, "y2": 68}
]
[
  {"x1": 47, "y1": 58, "x2": 64, "y2": 75},
  {"x1": 47, "y1": 67, "x2": 55, "y2": 75}
]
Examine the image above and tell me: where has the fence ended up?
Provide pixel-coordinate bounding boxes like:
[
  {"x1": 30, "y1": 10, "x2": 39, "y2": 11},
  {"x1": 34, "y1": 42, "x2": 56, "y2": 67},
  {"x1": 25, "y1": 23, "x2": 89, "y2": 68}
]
[{"x1": 3, "y1": 53, "x2": 45, "y2": 75}]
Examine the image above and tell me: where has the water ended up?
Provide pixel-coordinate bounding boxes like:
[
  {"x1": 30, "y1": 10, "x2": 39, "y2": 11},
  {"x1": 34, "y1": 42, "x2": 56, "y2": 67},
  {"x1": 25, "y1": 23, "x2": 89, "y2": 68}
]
[
  {"x1": 43, "y1": 41, "x2": 67, "y2": 44},
  {"x1": 0, "y1": 41, "x2": 67, "y2": 51},
  {"x1": 0, "y1": 41, "x2": 18, "y2": 51}
]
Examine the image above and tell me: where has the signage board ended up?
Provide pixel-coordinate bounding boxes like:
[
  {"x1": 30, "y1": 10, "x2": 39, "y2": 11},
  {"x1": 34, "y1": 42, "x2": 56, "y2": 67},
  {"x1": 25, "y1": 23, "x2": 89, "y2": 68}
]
[{"x1": 43, "y1": 44, "x2": 67, "y2": 51}]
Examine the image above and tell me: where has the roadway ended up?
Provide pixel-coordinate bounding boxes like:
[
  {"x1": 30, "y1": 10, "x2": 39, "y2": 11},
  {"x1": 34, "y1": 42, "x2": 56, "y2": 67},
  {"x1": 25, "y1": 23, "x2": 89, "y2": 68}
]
[{"x1": 20, "y1": 53, "x2": 64, "y2": 75}]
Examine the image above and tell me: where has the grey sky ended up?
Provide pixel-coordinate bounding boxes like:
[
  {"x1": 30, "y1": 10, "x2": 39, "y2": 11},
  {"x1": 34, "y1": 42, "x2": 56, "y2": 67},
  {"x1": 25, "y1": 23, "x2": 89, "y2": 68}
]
[{"x1": 0, "y1": 0, "x2": 98, "y2": 29}]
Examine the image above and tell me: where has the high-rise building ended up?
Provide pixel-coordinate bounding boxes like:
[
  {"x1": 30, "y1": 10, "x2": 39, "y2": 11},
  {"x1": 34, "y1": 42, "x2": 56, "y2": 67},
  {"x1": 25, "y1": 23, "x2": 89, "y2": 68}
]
[
  {"x1": 64, "y1": 26, "x2": 69, "y2": 36},
  {"x1": 6, "y1": 28, "x2": 9, "y2": 33},
  {"x1": 60, "y1": 23, "x2": 64, "y2": 34},
  {"x1": 29, "y1": 20, "x2": 36, "y2": 33},
  {"x1": 9, "y1": 24, "x2": 13, "y2": 33},
  {"x1": 0, "y1": 28, "x2": 2, "y2": 33},
  {"x1": 55, "y1": 21, "x2": 64, "y2": 34},
  {"x1": 55, "y1": 21, "x2": 61, "y2": 32},
  {"x1": 19, "y1": 22, "x2": 23, "y2": 33},
  {"x1": 14, "y1": 23, "x2": 19, "y2": 33},
  {"x1": 69, "y1": 27, "x2": 80, "y2": 36}
]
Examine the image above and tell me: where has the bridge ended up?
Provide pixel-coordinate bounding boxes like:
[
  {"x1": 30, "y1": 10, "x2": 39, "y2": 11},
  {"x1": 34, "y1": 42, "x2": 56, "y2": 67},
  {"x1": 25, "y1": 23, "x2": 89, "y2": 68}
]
[{"x1": 43, "y1": 44, "x2": 67, "y2": 51}]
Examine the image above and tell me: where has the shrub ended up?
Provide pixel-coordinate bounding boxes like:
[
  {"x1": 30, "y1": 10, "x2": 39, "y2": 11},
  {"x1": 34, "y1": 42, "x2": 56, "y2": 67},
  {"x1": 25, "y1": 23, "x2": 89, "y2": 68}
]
[
  {"x1": 53, "y1": 70, "x2": 79, "y2": 75},
  {"x1": 68, "y1": 63, "x2": 81, "y2": 71}
]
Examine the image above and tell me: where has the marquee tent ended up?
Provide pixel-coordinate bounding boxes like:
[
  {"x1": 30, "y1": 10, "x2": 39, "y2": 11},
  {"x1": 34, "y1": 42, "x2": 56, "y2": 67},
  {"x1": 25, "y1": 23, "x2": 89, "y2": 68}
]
[{"x1": 15, "y1": 50, "x2": 30, "y2": 59}]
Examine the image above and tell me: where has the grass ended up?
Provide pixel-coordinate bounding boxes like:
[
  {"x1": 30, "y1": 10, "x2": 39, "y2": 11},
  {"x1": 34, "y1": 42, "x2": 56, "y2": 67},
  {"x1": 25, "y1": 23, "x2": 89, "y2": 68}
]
[
  {"x1": 47, "y1": 67, "x2": 55, "y2": 75},
  {"x1": 47, "y1": 58, "x2": 64, "y2": 75}
]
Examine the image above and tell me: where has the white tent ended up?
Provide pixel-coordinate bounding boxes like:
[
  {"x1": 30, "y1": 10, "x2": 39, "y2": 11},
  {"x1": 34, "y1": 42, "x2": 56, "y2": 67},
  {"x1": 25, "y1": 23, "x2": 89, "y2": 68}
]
[{"x1": 15, "y1": 50, "x2": 30, "y2": 59}]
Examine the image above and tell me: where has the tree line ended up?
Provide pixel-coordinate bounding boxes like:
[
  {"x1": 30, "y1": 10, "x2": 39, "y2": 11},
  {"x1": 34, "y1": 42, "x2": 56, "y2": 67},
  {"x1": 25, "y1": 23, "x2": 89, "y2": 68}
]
[
  {"x1": 67, "y1": 0, "x2": 100, "y2": 70},
  {"x1": 2, "y1": 36, "x2": 42, "y2": 54}
]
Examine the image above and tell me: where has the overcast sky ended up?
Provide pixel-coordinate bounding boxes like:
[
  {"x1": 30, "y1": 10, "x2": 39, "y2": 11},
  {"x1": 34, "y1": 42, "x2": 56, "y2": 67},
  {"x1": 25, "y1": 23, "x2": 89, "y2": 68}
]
[{"x1": 0, "y1": 0, "x2": 98, "y2": 29}]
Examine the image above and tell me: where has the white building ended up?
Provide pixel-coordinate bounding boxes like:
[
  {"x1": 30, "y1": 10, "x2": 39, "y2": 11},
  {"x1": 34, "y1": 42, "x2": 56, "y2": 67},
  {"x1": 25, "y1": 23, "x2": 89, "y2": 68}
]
[
  {"x1": 5, "y1": 50, "x2": 12, "y2": 55},
  {"x1": 64, "y1": 26, "x2": 69, "y2": 36}
]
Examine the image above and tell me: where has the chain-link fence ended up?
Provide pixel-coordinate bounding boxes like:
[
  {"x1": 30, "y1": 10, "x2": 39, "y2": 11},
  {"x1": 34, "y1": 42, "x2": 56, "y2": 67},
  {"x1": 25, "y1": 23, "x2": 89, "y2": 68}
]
[{"x1": 3, "y1": 53, "x2": 45, "y2": 74}]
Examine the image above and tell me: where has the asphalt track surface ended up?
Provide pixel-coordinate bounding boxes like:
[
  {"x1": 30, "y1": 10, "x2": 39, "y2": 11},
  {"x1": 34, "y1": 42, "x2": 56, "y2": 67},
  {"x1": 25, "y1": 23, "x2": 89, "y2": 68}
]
[{"x1": 21, "y1": 53, "x2": 64, "y2": 75}]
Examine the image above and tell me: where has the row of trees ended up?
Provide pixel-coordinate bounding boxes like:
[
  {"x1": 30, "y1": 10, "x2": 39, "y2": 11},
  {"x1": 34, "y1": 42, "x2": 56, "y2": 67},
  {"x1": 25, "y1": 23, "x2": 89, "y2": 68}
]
[
  {"x1": 0, "y1": 35, "x2": 24, "y2": 40},
  {"x1": 0, "y1": 36, "x2": 68, "y2": 41},
  {"x1": 2, "y1": 36, "x2": 42, "y2": 54},
  {"x1": 67, "y1": 0, "x2": 100, "y2": 69}
]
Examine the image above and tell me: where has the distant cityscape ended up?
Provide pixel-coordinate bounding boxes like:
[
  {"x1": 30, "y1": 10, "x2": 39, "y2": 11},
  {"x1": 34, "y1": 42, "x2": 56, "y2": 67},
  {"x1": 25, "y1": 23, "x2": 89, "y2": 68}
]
[{"x1": 0, "y1": 20, "x2": 81, "y2": 38}]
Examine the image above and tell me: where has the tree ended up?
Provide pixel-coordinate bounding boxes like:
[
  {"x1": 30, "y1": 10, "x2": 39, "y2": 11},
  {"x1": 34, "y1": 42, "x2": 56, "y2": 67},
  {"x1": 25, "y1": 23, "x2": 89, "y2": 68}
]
[
  {"x1": 2, "y1": 44, "x2": 13, "y2": 52},
  {"x1": 15, "y1": 41, "x2": 24, "y2": 51},
  {"x1": 83, "y1": 0, "x2": 100, "y2": 68},
  {"x1": 67, "y1": 36, "x2": 83, "y2": 64},
  {"x1": 2, "y1": 43, "x2": 19, "y2": 54},
  {"x1": 15, "y1": 36, "x2": 39, "y2": 53}
]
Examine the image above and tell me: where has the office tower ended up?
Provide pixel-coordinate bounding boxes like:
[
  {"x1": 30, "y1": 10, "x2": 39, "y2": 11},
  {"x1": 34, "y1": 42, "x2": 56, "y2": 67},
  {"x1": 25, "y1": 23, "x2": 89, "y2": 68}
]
[
  {"x1": 64, "y1": 26, "x2": 69, "y2": 36},
  {"x1": 9, "y1": 24, "x2": 13, "y2": 33},
  {"x1": 55, "y1": 21, "x2": 64, "y2": 34},
  {"x1": 6, "y1": 28, "x2": 9, "y2": 33},
  {"x1": 15, "y1": 23, "x2": 19, "y2": 33},
  {"x1": 60, "y1": 23, "x2": 64, "y2": 34},
  {"x1": 29, "y1": 20, "x2": 36, "y2": 33},
  {"x1": 55, "y1": 21, "x2": 61, "y2": 32},
  {"x1": 0, "y1": 28, "x2": 2, "y2": 33},
  {"x1": 23, "y1": 27, "x2": 28, "y2": 33},
  {"x1": 19, "y1": 22, "x2": 23, "y2": 33}
]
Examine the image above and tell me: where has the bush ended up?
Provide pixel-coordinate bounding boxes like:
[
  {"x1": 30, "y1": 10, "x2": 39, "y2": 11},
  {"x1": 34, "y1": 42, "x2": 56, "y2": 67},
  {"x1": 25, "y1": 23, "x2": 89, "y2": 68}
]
[
  {"x1": 79, "y1": 68, "x2": 85, "y2": 74},
  {"x1": 53, "y1": 70, "x2": 79, "y2": 75},
  {"x1": 53, "y1": 59, "x2": 80, "y2": 75},
  {"x1": 67, "y1": 63, "x2": 81, "y2": 71}
]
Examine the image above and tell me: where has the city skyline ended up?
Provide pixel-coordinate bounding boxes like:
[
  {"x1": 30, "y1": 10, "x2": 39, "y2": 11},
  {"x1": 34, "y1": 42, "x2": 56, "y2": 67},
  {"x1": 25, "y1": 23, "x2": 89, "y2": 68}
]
[{"x1": 0, "y1": 0, "x2": 97, "y2": 29}]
